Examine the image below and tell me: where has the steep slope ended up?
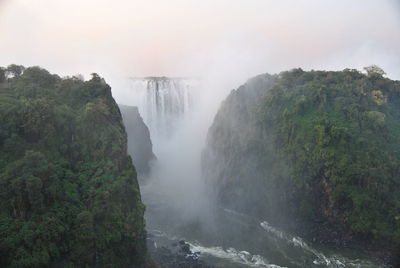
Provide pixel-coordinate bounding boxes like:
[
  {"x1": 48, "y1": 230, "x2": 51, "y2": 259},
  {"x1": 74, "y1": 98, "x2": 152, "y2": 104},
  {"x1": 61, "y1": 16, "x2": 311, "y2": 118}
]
[
  {"x1": 119, "y1": 105, "x2": 155, "y2": 175},
  {"x1": 202, "y1": 73, "x2": 284, "y2": 218},
  {"x1": 203, "y1": 68, "x2": 400, "y2": 261},
  {"x1": 0, "y1": 66, "x2": 147, "y2": 267}
]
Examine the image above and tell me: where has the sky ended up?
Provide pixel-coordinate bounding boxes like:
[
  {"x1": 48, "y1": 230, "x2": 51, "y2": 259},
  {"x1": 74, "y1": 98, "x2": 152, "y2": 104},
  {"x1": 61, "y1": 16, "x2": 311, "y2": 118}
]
[{"x1": 0, "y1": 0, "x2": 400, "y2": 82}]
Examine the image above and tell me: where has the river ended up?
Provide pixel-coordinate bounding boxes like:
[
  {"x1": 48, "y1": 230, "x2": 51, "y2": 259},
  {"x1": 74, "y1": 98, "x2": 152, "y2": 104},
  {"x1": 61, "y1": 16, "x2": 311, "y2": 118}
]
[{"x1": 140, "y1": 175, "x2": 387, "y2": 268}]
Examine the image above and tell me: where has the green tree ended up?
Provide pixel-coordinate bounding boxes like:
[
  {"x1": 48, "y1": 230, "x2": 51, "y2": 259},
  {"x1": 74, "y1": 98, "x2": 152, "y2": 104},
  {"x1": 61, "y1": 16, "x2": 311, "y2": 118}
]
[
  {"x1": 204, "y1": 67, "x2": 400, "y2": 262},
  {"x1": 6, "y1": 64, "x2": 25, "y2": 77},
  {"x1": 0, "y1": 67, "x2": 5, "y2": 82},
  {"x1": 363, "y1": 65, "x2": 386, "y2": 78},
  {"x1": 0, "y1": 65, "x2": 147, "y2": 267}
]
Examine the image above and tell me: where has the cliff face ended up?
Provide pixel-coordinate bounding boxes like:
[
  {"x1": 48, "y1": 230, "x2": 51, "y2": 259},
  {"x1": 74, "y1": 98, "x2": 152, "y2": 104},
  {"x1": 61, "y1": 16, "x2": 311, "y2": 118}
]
[
  {"x1": 119, "y1": 105, "x2": 155, "y2": 175},
  {"x1": 0, "y1": 66, "x2": 147, "y2": 267},
  {"x1": 203, "y1": 68, "x2": 400, "y2": 259},
  {"x1": 202, "y1": 74, "x2": 284, "y2": 218}
]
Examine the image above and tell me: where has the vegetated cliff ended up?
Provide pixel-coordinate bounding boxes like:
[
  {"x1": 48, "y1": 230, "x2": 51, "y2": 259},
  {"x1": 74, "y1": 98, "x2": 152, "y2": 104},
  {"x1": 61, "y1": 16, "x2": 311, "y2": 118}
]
[
  {"x1": 119, "y1": 105, "x2": 155, "y2": 175},
  {"x1": 0, "y1": 65, "x2": 147, "y2": 267},
  {"x1": 202, "y1": 67, "x2": 400, "y2": 262}
]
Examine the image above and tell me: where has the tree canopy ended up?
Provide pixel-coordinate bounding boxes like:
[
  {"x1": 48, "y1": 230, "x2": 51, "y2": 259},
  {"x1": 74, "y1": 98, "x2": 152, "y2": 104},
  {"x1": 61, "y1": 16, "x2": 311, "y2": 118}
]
[
  {"x1": 0, "y1": 65, "x2": 147, "y2": 267},
  {"x1": 204, "y1": 67, "x2": 400, "y2": 258}
]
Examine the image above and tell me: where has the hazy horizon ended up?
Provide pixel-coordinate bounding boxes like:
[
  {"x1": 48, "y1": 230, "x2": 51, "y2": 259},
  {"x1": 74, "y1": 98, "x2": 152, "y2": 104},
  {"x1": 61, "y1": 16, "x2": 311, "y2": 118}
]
[{"x1": 1, "y1": 0, "x2": 399, "y2": 83}]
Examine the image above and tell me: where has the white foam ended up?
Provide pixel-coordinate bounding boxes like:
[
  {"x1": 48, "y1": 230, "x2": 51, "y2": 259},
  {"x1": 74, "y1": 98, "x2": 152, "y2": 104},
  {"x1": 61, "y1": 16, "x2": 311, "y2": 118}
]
[
  {"x1": 260, "y1": 221, "x2": 285, "y2": 240},
  {"x1": 260, "y1": 221, "x2": 387, "y2": 267},
  {"x1": 189, "y1": 243, "x2": 285, "y2": 268}
]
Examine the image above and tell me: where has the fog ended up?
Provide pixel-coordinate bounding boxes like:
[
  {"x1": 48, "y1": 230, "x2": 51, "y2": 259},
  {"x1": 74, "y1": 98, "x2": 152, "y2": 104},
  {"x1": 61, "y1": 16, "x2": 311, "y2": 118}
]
[{"x1": 121, "y1": 75, "x2": 232, "y2": 222}]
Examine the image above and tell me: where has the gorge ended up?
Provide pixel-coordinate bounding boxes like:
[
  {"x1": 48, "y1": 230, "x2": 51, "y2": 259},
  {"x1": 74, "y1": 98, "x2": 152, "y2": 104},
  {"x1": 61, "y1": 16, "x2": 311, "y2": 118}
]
[
  {"x1": 0, "y1": 66, "x2": 399, "y2": 267},
  {"x1": 1, "y1": 1, "x2": 398, "y2": 267},
  {"x1": 120, "y1": 70, "x2": 399, "y2": 267}
]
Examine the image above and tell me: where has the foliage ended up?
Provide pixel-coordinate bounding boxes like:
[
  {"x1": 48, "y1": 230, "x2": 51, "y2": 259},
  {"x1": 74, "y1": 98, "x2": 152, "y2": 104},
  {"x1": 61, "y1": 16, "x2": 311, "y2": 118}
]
[
  {"x1": 0, "y1": 66, "x2": 147, "y2": 267},
  {"x1": 0, "y1": 67, "x2": 5, "y2": 83},
  {"x1": 205, "y1": 67, "x2": 400, "y2": 249},
  {"x1": 363, "y1": 65, "x2": 386, "y2": 79},
  {"x1": 259, "y1": 68, "x2": 400, "y2": 244},
  {"x1": 5, "y1": 64, "x2": 25, "y2": 78}
]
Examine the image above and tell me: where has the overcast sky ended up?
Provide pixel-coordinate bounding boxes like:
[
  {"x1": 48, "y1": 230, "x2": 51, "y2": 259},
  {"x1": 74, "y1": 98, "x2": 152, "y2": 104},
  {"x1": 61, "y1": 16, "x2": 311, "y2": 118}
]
[{"x1": 0, "y1": 0, "x2": 399, "y2": 81}]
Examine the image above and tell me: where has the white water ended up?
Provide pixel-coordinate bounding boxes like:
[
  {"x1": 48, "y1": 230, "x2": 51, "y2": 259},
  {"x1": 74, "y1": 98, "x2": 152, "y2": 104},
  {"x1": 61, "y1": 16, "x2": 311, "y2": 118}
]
[
  {"x1": 144, "y1": 205, "x2": 385, "y2": 268},
  {"x1": 260, "y1": 221, "x2": 385, "y2": 268},
  {"x1": 189, "y1": 243, "x2": 284, "y2": 268},
  {"x1": 126, "y1": 77, "x2": 199, "y2": 143},
  {"x1": 150, "y1": 227, "x2": 283, "y2": 268}
]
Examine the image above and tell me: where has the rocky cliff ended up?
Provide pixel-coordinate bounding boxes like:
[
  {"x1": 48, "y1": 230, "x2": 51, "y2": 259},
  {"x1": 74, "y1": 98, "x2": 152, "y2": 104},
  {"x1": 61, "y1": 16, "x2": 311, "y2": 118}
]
[
  {"x1": 119, "y1": 105, "x2": 155, "y2": 175},
  {"x1": 202, "y1": 68, "x2": 400, "y2": 263}
]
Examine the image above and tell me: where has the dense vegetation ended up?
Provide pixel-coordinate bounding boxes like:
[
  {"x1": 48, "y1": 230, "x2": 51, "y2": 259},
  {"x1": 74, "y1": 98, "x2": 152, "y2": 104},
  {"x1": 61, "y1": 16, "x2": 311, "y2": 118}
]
[
  {"x1": 203, "y1": 67, "x2": 400, "y2": 259},
  {"x1": 0, "y1": 65, "x2": 147, "y2": 267}
]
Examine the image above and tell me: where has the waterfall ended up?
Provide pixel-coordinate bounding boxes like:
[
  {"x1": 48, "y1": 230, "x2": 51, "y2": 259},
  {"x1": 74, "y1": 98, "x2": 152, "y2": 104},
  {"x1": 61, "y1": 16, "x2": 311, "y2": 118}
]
[{"x1": 128, "y1": 77, "x2": 198, "y2": 140}]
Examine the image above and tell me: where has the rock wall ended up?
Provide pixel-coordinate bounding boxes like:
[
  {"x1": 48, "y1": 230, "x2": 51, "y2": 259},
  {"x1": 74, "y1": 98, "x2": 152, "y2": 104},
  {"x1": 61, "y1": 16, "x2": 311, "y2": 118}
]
[{"x1": 119, "y1": 104, "x2": 156, "y2": 175}]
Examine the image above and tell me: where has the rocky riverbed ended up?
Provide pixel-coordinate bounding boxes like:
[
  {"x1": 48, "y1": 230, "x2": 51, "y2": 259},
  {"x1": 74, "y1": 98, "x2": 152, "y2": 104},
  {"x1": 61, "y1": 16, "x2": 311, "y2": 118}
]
[{"x1": 147, "y1": 233, "x2": 213, "y2": 268}]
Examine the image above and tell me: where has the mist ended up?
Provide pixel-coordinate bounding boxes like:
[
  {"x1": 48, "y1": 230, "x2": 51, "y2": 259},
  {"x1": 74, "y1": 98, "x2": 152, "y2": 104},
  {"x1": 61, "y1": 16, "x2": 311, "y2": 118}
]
[{"x1": 119, "y1": 75, "x2": 231, "y2": 222}]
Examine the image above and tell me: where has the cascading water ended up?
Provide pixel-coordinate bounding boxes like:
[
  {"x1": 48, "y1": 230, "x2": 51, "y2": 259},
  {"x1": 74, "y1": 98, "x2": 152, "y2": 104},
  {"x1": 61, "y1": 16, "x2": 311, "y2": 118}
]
[{"x1": 127, "y1": 77, "x2": 198, "y2": 144}]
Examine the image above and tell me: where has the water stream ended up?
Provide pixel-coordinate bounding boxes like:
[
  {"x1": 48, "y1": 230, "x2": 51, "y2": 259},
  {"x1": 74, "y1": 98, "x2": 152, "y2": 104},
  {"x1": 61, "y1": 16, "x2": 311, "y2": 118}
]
[{"x1": 140, "y1": 176, "x2": 387, "y2": 268}]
